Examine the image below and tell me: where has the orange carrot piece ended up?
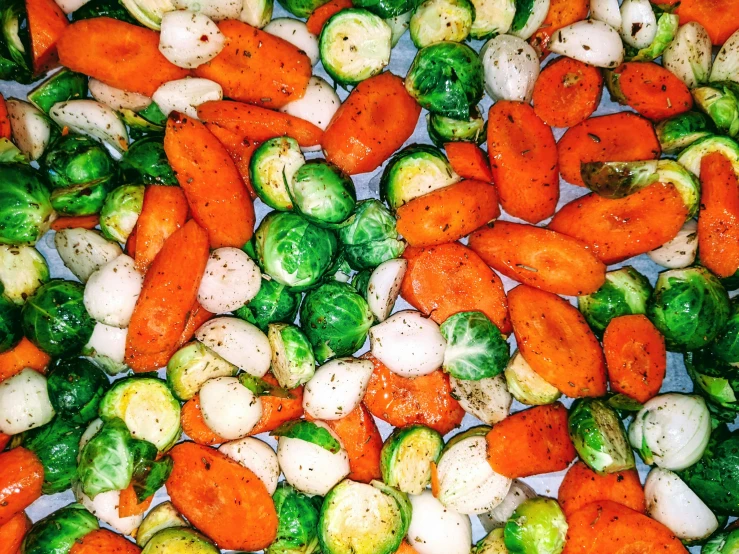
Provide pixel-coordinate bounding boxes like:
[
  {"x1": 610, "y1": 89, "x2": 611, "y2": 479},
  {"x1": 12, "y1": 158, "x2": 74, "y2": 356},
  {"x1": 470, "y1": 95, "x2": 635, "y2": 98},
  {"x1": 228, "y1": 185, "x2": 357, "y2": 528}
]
[
  {"x1": 487, "y1": 101, "x2": 559, "y2": 224},
  {"x1": 0, "y1": 433, "x2": 10, "y2": 451},
  {"x1": 444, "y1": 142, "x2": 493, "y2": 182},
  {"x1": 181, "y1": 394, "x2": 225, "y2": 446},
  {"x1": 50, "y1": 214, "x2": 99, "y2": 231},
  {"x1": 558, "y1": 461, "x2": 646, "y2": 518},
  {"x1": 57, "y1": 18, "x2": 189, "y2": 97},
  {"x1": 322, "y1": 72, "x2": 421, "y2": 175},
  {"x1": 125, "y1": 226, "x2": 137, "y2": 257},
  {"x1": 394, "y1": 542, "x2": 421, "y2": 554},
  {"x1": 396, "y1": 180, "x2": 500, "y2": 248},
  {"x1": 134, "y1": 186, "x2": 189, "y2": 273},
  {"x1": 0, "y1": 95, "x2": 11, "y2": 140},
  {"x1": 248, "y1": 374, "x2": 305, "y2": 436},
  {"x1": 401, "y1": 242, "x2": 511, "y2": 334},
  {"x1": 69, "y1": 529, "x2": 141, "y2": 554},
  {"x1": 698, "y1": 152, "x2": 739, "y2": 278},
  {"x1": 548, "y1": 182, "x2": 689, "y2": 265},
  {"x1": 166, "y1": 442, "x2": 278, "y2": 551},
  {"x1": 194, "y1": 20, "x2": 311, "y2": 109},
  {"x1": 118, "y1": 483, "x2": 153, "y2": 518},
  {"x1": 430, "y1": 462, "x2": 440, "y2": 498},
  {"x1": 610, "y1": 62, "x2": 693, "y2": 120},
  {"x1": 529, "y1": 0, "x2": 589, "y2": 56},
  {"x1": 204, "y1": 123, "x2": 259, "y2": 200},
  {"x1": 0, "y1": 338, "x2": 50, "y2": 382},
  {"x1": 125, "y1": 220, "x2": 209, "y2": 373},
  {"x1": 508, "y1": 285, "x2": 607, "y2": 398},
  {"x1": 362, "y1": 353, "x2": 465, "y2": 436},
  {"x1": 485, "y1": 403, "x2": 576, "y2": 479},
  {"x1": 25, "y1": 0, "x2": 69, "y2": 74},
  {"x1": 0, "y1": 512, "x2": 31, "y2": 554},
  {"x1": 533, "y1": 57, "x2": 603, "y2": 128},
  {"x1": 307, "y1": 0, "x2": 353, "y2": 35},
  {"x1": 557, "y1": 112, "x2": 660, "y2": 187},
  {"x1": 176, "y1": 301, "x2": 214, "y2": 351},
  {"x1": 165, "y1": 113, "x2": 255, "y2": 249},
  {"x1": 603, "y1": 315, "x2": 666, "y2": 404},
  {"x1": 679, "y1": 0, "x2": 739, "y2": 45},
  {"x1": 0, "y1": 448, "x2": 44, "y2": 527}
]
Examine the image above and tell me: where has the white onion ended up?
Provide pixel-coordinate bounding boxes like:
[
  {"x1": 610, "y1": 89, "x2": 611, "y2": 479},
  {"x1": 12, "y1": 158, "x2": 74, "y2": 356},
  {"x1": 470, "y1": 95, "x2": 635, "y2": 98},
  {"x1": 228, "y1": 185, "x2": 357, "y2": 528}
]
[
  {"x1": 6, "y1": 98, "x2": 51, "y2": 161},
  {"x1": 49, "y1": 100, "x2": 129, "y2": 159},
  {"x1": 280, "y1": 76, "x2": 340, "y2": 148},
  {"x1": 159, "y1": 10, "x2": 225, "y2": 69},
  {"x1": 54, "y1": 0, "x2": 92, "y2": 14},
  {"x1": 74, "y1": 487, "x2": 143, "y2": 536},
  {"x1": 173, "y1": 0, "x2": 242, "y2": 20},
  {"x1": 663, "y1": 22, "x2": 712, "y2": 89},
  {"x1": 478, "y1": 479, "x2": 537, "y2": 532},
  {"x1": 240, "y1": 0, "x2": 273, "y2": 28},
  {"x1": 89, "y1": 79, "x2": 152, "y2": 112},
  {"x1": 480, "y1": 35, "x2": 539, "y2": 103},
  {"x1": 619, "y1": 0, "x2": 657, "y2": 49},
  {"x1": 0, "y1": 369, "x2": 55, "y2": 435},
  {"x1": 590, "y1": 0, "x2": 622, "y2": 31},
  {"x1": 199, "y1": 376, "x2": 263, "y2": 440},
  {"x1": 407, "y1": 490, "x2": 472, "y2": 554},
  {"x1": 303, "y1": 357, "x2": 374, "y2": 420},
  {"x1": 264, "y1": 18, "x2": 319, "y2": 66},
  {"x1": 84, "y1": 255, "x2": 143, "y2": 328},
  {"x1": 197, "y1": 247, "x2": 261, "y2": 313},
  {"x1": 195, "y1": 317, "x2": 272, "y2": 377},
  {"x1": 549, "y1": 20, "x2": 625, "y2": 69},
  {"x1": 710, "y1": 28, "x2": 739, "y2": 84},
  {"x1": 152, "y1": 78, "x2": 223, "y2": 120},
  {"x1": 84, "y1": 323, "x2": 128, "y2": 373},
  {"x1": 219, "y1": 437, "x2": 280, "y2": 494},
  {"x1": 367, "y1": 259, "x2": 407, "y2": 322},
  {"x1": 647, "y1": 219, "x2": 698, "y2": 269},
  {"x1": 509, "y1": 0, "x2": 549, "y2": 40},
  {"x1": 54, "y1": 228, "x2": 122, "y2": 283}
]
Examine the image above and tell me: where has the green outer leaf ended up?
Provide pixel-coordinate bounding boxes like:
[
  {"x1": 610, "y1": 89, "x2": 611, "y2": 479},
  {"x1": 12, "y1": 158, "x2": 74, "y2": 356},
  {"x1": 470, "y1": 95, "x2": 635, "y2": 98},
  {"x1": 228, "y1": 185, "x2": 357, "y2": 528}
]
[
  {"x1": 99, "y1": 184, "x2": 145, "y2": 243},
  {"x1": 702, "y1": 528, "x2": 739, "y2": 554},
  {"x1": 21, "y1": 504, "x2": 99, "y2": 554},
  {"x1": 289, "y1": 160, "x2": 356, "y2": 227},
  {"x1": 72, "y1": 0, "x2": 139, "y2": 24},
  {"x1": 440, "y1": 311, "x2": 509, "y2": 380},
  {"x1": 0, "y1": 293, "x2": 22, "y2": 352},
  {"x1": 0, "y1": 0, "x2": 33, "y2": 84},
  {"x1": 276, "y1": 0, "x2": 330, "y2": 18},
  {"x1": 50, "y1": 176, "x2": 116, "y2": 217},
  {"x1": 580, "y1": 161, "x2": 659, "y2": 198},
  {"x1": 132, "y1": 455, "x2": 173, "y2": 502},
  {"x1": 0, "y1": 137, "x2": 27, "y2": 163},
  {"x1": 684, "y1": 350, "x2": 739, "y2": 420},
  {"x1": 119, "y1": 136, "x2": 178, "y2": 186},
  {"x1": 41, "y1": 134, "x2": 115, "y2": 189},
  {"x1": 427, "y1": 107, "x2": 486, "y2": 147},
  {"x1": 234, "y1": 278, "x2": 301, "y2": 332},
  {"x1": 77, "y1": 418, "x2": 136, "y2": 498},
  {"x1": 710, "y1": 297, "x2": 739, "y2": 366},
  {"x1": 238, "y1": 372, "x2": 291, "y2": 398},
  {"x1": 46, "y1": 357, "x2": 110, "y2": 424},
  {"x1": 509, "y1": 0, "x2": 533, "y2": 33},
  {"x1": 0, "y1": 163, "x2": 54, "y2": 246},
  {"x1": 28, "y1": 69, "x2": 88, "y2": 114},
  {"x1": 339, "y1": 199, "x2": 404, "y2": 271},
  {"x1": 271, "y1": 420, "x2": 342, "y2": 453},
  {"x1": 269, "y1": 482, "x2": 321, "y2": 554},
  {"x1": 626, "y1": 13, "x2": 679, "y2": 62},
  {"x1": 352, "y1": 0, "x2": 417, "y2": 18},
  {"x1": 655, "y1": 111, "x2": 715, "y2": 155}
]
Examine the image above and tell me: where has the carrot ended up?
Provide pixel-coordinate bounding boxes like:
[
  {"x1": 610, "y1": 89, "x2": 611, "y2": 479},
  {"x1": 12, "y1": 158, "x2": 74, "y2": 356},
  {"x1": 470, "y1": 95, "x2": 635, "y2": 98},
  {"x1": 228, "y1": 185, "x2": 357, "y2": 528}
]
[
  {"x1": 401, "y1": 242, "x2": 511, "y2": 334},
  {"x1": 193, "y1": 20, "x2": 311, "y2": 109},
  {"x1": 396, "y1": 180, "x2": 500, "y2": 247},
  {"x1": 57, "y1": 18, "x2": 189, "y2": 97},
  {"x1": 165, "y1": 113, "x2": 255, "y2": 249},
  {"x1": 166, "y1": 442, "x2": 278, "y2": 551},
  {"x1": 395, "y1": 541, "x2": 420, "y2": 554},
  {"x1": 125, "y1": 227, "x2": 137, "y2": 257},
  {"x1": 0, "y1": 433, "x2": 10, "y2": 451},
  {"x1": 204, "y1": 122, "x2": 259, "y2": 200},
  {"x1": 608, "y1": 62, "x2": 693, "y2": 121},
  {"x1": 698, "y1": 152, "x2": 739, "y2": 278},
  {"x1": 603, "y1": 315, "x2": 666, "y2": 404},
  {"x1": 548, "y1": 182, "x2": 689, "y2": 264},
  {"x1": 557, "y1": 112, "x2": 660, "y2": 187},
  {"x1": 679, "y1": 0, "x2": 739, "y2": 45},
  {"x1": 487, "y1": 101, "x2": 559, "y2": 224},
  {"x1": 558, "y1": 461, "x2": 646, "y2": 518},
  {"x1": 322, "y1": 72, "x2": 421, "y2": 175},
  {"x1": 468, "y1": 221, "x2": 606, "y2": 296},
  {"x1": 0, "y1": 95, "x2": 11, "y2": 140},
  {"x1": 0, "y1": 448, "x2": 44, "y2": 527},
  {"x1": 181, "y1": 394, "x2": 225, "y2": 446},
  {"x1": 50, "y1": 214, "x2": 99, "y2": 231},
  {"x1": 485, "y1": 403, "x2": 576, "y2": 479},
  {"x1": 176, "y1": 301, "x2": 214, "y2": 351},
  {"x1": 134, "y1": 185, "x2": 189, "y2": 273},
  {"x1": 430, "y1": 462, "x2": 440, "y2": 498},
  {"x1": 197, "y1": 100, "x2": 323, "y2": 148},
  {"x1": 529, "y1": 0, "x2": 589, "y2": 57},
  {"x1": 508, "y1": 285, "x2": 607, "y2": 398},
  {"x1": 125, "y1": 220, "x2": 209, "y2": 373},
  {"x1": 25, "y1": 0, "x2": 68, "y2": 74},
  {"x1": 248, "y1": 374, "x2": 305, "y2": 436},
  {"x1": 0, "y1": 338, "x2": 50, "y2": 383},
  {"x1": 118, "y1": 483, "x2": 153, "y2": 518},
  {"x1": 0, "y1": 512, "x2": 31, "y2": 554},
  {"x1": 361, "y1": 353, "x2": 465, "y2": 436},
  {"x1": 533, "y1": 57, "x2": 603, "y2": 128},
  {"x1": 307, "y1": 0, "x2": 353, "y2": 34},
  {"x1": 562, "y1": 501, "x2": 688, "y2": 554},
  {"x1": 68, "y1": 529, "x2": 141, "y2": 554},
  {"x1": 443, "y1": 142, "x2": 493, "y2": 182}
]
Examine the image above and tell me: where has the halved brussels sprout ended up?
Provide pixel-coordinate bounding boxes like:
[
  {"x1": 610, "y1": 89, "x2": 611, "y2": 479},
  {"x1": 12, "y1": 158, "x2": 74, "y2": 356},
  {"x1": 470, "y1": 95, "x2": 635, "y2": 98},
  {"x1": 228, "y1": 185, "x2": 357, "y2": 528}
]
[
  {"x1": 235, "y1": 277, "x2": 301, "y2": 332},
  {"x1": 656, "y1": 111, "x2": 715, "y2": 155},
  {"x1": 166, "y1": 341, "x2": 239, "y2": 401},
  {"x1": 381, "y1": 424, "x2": 444, "y2": 494},
  {"x1": 289, "y1": 160, "x2": 356, "y2": 226},
  {"x1": 338, "y1": 199, "x2": 405, "y2": 270},
  {"x1": 0, "y1": 244, "x2": 49, "y2": 305},
  {"x1": 677, "y1": 135, "x2": 739, "y2": 178},
  {"x1": 352, "y1": 0, "x2": 414, "y2": 20},
  {"x1": 504, "y1": 498, "x2": 567, "y2": 554},
  {"x1": 711, "y1": 297, "x2": 739, "y2": 367},
  {"x1": 685, "y1": 350, "x2": 739, "y2": 423},
  {"x1": 268, "y1": 322, "x2": 316, "y2": 388},
  {"x1": 440, "y1": 311, "x2": 509, "y2": 381},
  {"x1": 21, "y1": 504, "x2": 99, "y2": 554},
  {"x1": 119, "y1": 0, "x2": 176, "y2": 29},
  {"x1": 703, "y1": 527, "x2": 739, "y2": 554},
  {"x1": 0, "y1": 292, "x2": 21, "y2": 353},
  {"x1": 409, "y1": 0, "x2": 474, "y2": 48},
  {"x1": 51, "y1": 176, "x2": 116, "y2": 217},
  {"x1": 276, "y1": 0, "x2": 329, "y2": 18},
  {"x1": 625, "y1": 11, "x2": 678, "y2": 62},
  {"x1": 41, "y1": 134, "x2": 116, "y2": 189},
  {"x1": 250, "y1": 136, "x2": 305, "y2": 211},
  {"x1": 468, "y1": 0, "x2": 514, "y2": 39},
  {"x1": 141, "y1": 527, "x2": 220, "y2": 554},
  {"x1": 0, "y1": 136, "x2": 26, "y2": 163},
  {"x1": 100, "y1": 184, "x2": 145, "y2": 244},
  {"x1": 475, "y1": 528, "x2": 507, "y2": 554},
  {"x1": 504, "y1": 350, "x2": 560, "y2": 406},
  {"x1": 427, "y1": 107, "x2": 486, "y2": 147},
  {"x1": 693, "y1": 83, "x2": 739, "y2": 138},
  {"x1": 119, "y1": 136, "x2": 177, "y2": 185},
  {"x1": 269, "y1": 482, "x2": 322, "y2": 554},
  {"x1": 0, "y1": 0, "x2": 33, "y2": 84},
  {"x1": 0, "y1": 163, "x2": 54, "y2": 246},
  {"x1": 136, "y1": 501, "x2": 188, "y2": 548},
  {"x1": 46, "y1": 357, "x2": 109, "y2": 424},
  {"x1": 28, "y1": 69, "x2": 88, "y2": 114}
]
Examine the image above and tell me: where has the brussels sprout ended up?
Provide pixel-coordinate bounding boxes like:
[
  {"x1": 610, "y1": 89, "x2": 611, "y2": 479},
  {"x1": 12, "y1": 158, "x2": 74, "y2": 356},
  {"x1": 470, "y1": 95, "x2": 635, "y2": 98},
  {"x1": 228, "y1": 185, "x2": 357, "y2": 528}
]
[
  {"x1": 662, "y1": 21, "x2": 712, "y2": 89},
  {"x1": 269, "y1": 482, "x2": 322, "y2": 554},
  {"x1": 338, "y1": 199, "x2": 405, "y2": 270},
  {"x1": 409, "y1": 0, "x2": 474, "y2": 48},
  {"x1": 656, "y1": 111, "x2": 716, "y2": 155},
  {"x1": 319, "y1": 479, "x2": 411, "y2": 554},
  {"x1": 352, "y1": 0, "x2": 415, "y2": 19},
  {"x1": 685, "y1": 350, "x2": 739, "y2": 423},
  {"x1": 0, "y1": 163, "x2": 54, "y2": 246},
  {"x1": 0, "y1": 244, "x2": 49, "y2": 305},
  {"x1": 119, "y1": 136, "x2": 177, "y2": 185},
  {"x1": 578, "y1": 266, "x2": 652, "y2": 336},
  {"x1": 427, "y1": 107, "x2": 486, "y2": 147},
  {"x1": 250, "y1": 137, "x2": 305, "y2": 211},
  {"x1": 625, "y1": 11, "x2": 678, "y2": 62},
  {"x1": 468, "y1": 0, "x2": 514, "y2": 39},
  {"x1": 234, "y1": 278, "x2": 301, "y2": 332},
  {"x1": 119, "y1": 108, "x2": 165, "y2": 142},
  {"x1": 141, "y1": 528, "x2": 220, "y2": 554},
  {"x1": 352, "y1": 268, "x2": 372, "y2": 297},
  {"x1": 52, "y1": 176, "x2": 117, "y2": 217},
  {"x1": 99, "y1": 184, "x2": 145, "y2": 243},
  {"x1": 504, "y1": 350, "x2": 560, "y2": 406},
  {"x1": 439, "y1": 311, "x2": 509, "y2": 381},
  {"x1": 289, "y1": 160, "x2": 356, "y2": 226},
  {"x1": 677, "y1": 135, "x2": 739, "y2": 178},
  {"x1": 703, "y1": 527, "x2": 739, "y2": 554},
  {"x1": 22, "y1": 280, "x2": 95, "y2": 357},
  {"x1": 72, "y1": 0, "x2": 140, "y2": 23},
  {"x1": 711, "y1": 297, "x2": 739, "y2": 367},
  {"x1": 272, "y1": 419, "x2": 343, "y2": 453},
  {"x1": 0, "y1": 292, "x2": 22, "y2": 352},
  {"x1": 166, "y1": 341, "x2": 238, "y2": 401},
  {"x1": 268, "y1": 322, "x2": 316, "y2": 389},
  {"x1": 647, "y1": 266, "x2": 730, "y2": 351},
  {"x1": 299, "y1": 281, "x2": 374, "y2": 362},
  {"x1": 405, "y1": 41, "x2": 484, "y2": 120},
  {"x1": 275, "y1": 0, "x2": 329, "y2": 18},
  {"x1": 40, "y1": 134, "x2": 115, "y2": 189},
  {"x1": 255, "y1": 211, "x2": 338, "y2": 291},
  {"x1": 0, "y1": 136, "x2": 27, "y2": 163},
  {"x1": 694, "y1": 83, "x2": 739, "y2": 138},
  {"x1": 46, "y1": 357, "x2": 109, "y2": 424},
  {"x1": 136, "y1": 501, "x2": 188, "y2": 548},
  {"x1": 504, "y1": 498, "x2": 568, "y2": 554},
  {"x1": 380, "y1": 424, "x2": 444, "y2": 494},
  {"x1": 0, "y1": 0, "x2": 33, "y2": 84},
  {"x1": 118, "y1": 0, "x2": 176, "y2": 29},
  {"x1": 28, "y1": 69, "x2": 88, "y2": 115},
  {"x1": 475, "y1": 528, "x2": 507, "y2": 554},
  {"x1": 21, "y1": 504, "x2": 99, "y2": 554}
]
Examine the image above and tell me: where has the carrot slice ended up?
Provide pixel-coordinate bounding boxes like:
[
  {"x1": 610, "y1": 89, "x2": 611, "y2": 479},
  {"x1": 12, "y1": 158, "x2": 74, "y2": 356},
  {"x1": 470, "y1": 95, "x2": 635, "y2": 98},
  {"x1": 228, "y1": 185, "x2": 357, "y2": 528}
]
[
  {"x1": 118, "y1": 483, "x2": 153, "y2": 519},
  {"x1": 0, "y1": 95, "x2": 11, "y2": 140},
  {"x1": 485, "y1": 403, "x2": 576, "y2": 479},
  {"x1": 50, "y1": 214, "x2": 99, "y2": 231},
  {"x1": 0, "y1": 433, "x2": 10, "y2": 451},
  {"x1": 548, "y1": 182, "x2": 689, "y2": 264},
  {"x1": 69, "y1": 529, "x2": 141, "y2": 554},
  {"x1": 197, "y1": 100, "x2": 323, "y2": 148},
  {"x1": 176, "y1": 301, "x2": 214, "y2": 351},
  {"x1": 395, "y1": 541, "x2": 421, "y2": 554},
  {"x1": 508, "y1": 285, "x2": 607, "y2": 398},
  {"x1": 193, "y1": 20, "x2": 311, "y2": 109},
  {"x1": 529, "y1": 0, "x2": 589, "y2": 56},
  {"x1": 679, "y1": 0, "x2": 739, "y2": 45},
  {"x1": 57, "y1": 18, "x2": 189, "y2": 97},
  {"x1": 0, "y1": 512, "x2": 31, "y2": 554},
  {"x1": 0, "y1": 338, "x2": 50, "y2": 382},
  {"x1": 557, "y1": 112, "x2": 660, "y2": 187},
  {"x1": 181, "y1": 393, "x2": 225, "y2": 446},
  {"x1": 698, "y1": 151, "x2": 739, "y2": 278},
  {"x1": 603, "y1": 315, "x2": 666, "y2": 404},
  {"x1": 362, "y1": 353, "x2": 465, "y2": 436},
  {"x1": 166, "y1": 442, "x2": 278, "y2": 551},
  {"x1": 322, "y1": 72, "x2": 421, "y2": 175},
  {"x1": 487, "y1": 101, "x2": 559, "y2": 224},
  {"x1": 0, "y1": 448, "x2": 44, "y2": 527},
  {"x1": 134, "y1": 186, "x2": 189, "y2": 273},
  {"x1": 125, "y1": 220, "x2": 209, "y2": 373},
  {"x1": 558, "y1": 461, "x2": 646, "y2": 518},
  {"x1": 164, "y1": 113, "x2": 255, "y2": 248},
  {"x1": 401, "y1": 242, "x2": 511, "y2": 334},
  {"x1": 307, "y1": 0, "x2": 353, "y2": 35},
  {"x1": 248, "y1": 374, "x2": 305, "y2": 436},
  {"x1": 444, "y1": 142, "x2": 493, "y2": 182},
  {"x1": 396, "y1": 180, "x2": 500, "y2": 247},
  {"x1": 25, "y1": 0, "x2": 69, "y2": 74},
  {"x1": 468, "y1": 221, "x2": 606, "y2": 296},
  {"x1": 533, "y1": 57, "x2": 603, "y2": 128},
  {"x1": 562, "y1": 501, "x2": 688, "y2": 554},
  {"x1": 609, "y1": 62, "x2": 693, "y2": 120},
  {"x1": 204, "y1": 123, "x2": 259, "y2": 200}
]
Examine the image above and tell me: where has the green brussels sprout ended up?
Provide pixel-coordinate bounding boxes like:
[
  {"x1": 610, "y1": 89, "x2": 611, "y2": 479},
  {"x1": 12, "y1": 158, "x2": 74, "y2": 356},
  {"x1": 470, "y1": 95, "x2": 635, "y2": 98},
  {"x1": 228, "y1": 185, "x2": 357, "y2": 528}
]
[
  {"x1": 250, "y1": 137, "x2": 305, "y2": 211},
  {"x1": 272, "y1": 419, "x2": 343, "y2": 453},
  {"x1": 167, "y1": 342, "x2": 238, "y2": 401},
  {"x1": 351, "y1": 268, "x2": 372, "y2": 297},
  {"x1": 677, "y1": 135, "x2": 739, "y2": 178},
  {"x1": 0, "y1": 136, "x2": 27, "y2": 163},
  {"x1": 405, "y1": 41, "x2": 484, "y2": 120},
  {"x1": 21, "y1": 504, "x2": 99, "y2": 554},
  {"x1": 504, "y1": 350, "x2": 560, "y2": 406},
  {"x1": 22, "y1": 280, "x2": 96, "y2": 357},
  {"x1": 647, "y1": 266, "x2": 731, "y2": 351},
  {"x1": 100, "y1": 184, "x2": 145, "y2": 243},
  {"x1": 703, "y1": 527, "x2": 739, "y2": 554},
  {"x1": 352, "y1": 0, "x2": 416, "y2": 20},
  {"x1": 268, "y1": 323, "x2": 316, "y2": 389},
  {"x1": 625, "y1": 12, "x2": 679, "y2": 62},
  {"x1": 722, "y1": 268, "x2": 739, "y2": 292},
  {"x1": 693, "y1": 83, "x2": 739, "y2": 138},
  {"x1": 28, "y1": 69, "x2": 88, "y2": 114},
  {"x1": 469, "y1": 0, "x2": 514, "y2": 40},
  {"x1": 0, "y1": 291, "x2": 22, "y2": 353},
  {"x1": 475, "y1": 528, "x2": 507, "y2": 554},
  {"x1": 578, "y1": 266, "x2": 653, "y2": 336},
  {"x1": 323, "y1": 252, "x2": 353, "y2": 284},
  {"x1": 685, "y1": 350, "x2": 739, "y2": 423},
  {"x1": 234, "y1": 278, "x2": 301, "y2": 332},
  {"x1": 299, "y1": 281, "x2": 374, "y2": 362},
  {"x1": 656, "y1": 111, "x2": 716, "y2": 155},
  {"x1": 289, "y1": 161, "x2": 356, "y2": 227},
  {"x1": 276, "y1": 0, "x2": 329, "y2": 18},
  {"x1": 119, "y1": 107, "x2": 165, "y2": 141},
  {"x1": 0, "y1": 244, "x2": 49, "y2": 304},
  {"x1": 711, "y1": 297, "x2": 739, "y2": 366},
  {"x1": 380, "y1": 424, "x2": 444, "y2": 494},
  {"x1": 439, "y1": 311, "x2": 509, "y2": 380},
  {"x1": 410, "y1": 0, "x2": 474, "y2": 48},
  {"x1": 118, "y1": 0, "x2": 175, "y2": 29},
  {"x1": 504, "y1": 498, "x2": 568, "y2": 554},
  {"x1": 255, "y1": 211, "x2": 338, "y2": 291},
  {"x1": 338, "y1": 199, "x2": 405, "y2": 270},
  {"x1": 50, "y1": 176, "x2": 116, "y2": 216},
  {"x1": 568, "y1": 398, "x2": 635, "y2": 474},
  {"x1": 0, "y1": 163, "x2": 54, "y2": 246},
  {"x1": 136, "y1": 501, "x2": 188, "y2": 548},
  {"x1": 46, "y1": 357, "x2": 109, "y2": 424},
  {"x1": 0, "y1": 0, "x2": 33, "y2": 84},
  {"x1": 71, "y1": 0, "x2": 140, "y2": 23},
  {"x1": 427, "y1": 106, "x2": 486, "y2": 147},
  {"x1": 269, "y1": 482, "x2": 322, "y2": 554},
  {"x1": 141, "y1": 528, "x2": 221, "y2": 554},
  {"x1": 119, "y1": 136, "x2": 177, "y2": 185}
]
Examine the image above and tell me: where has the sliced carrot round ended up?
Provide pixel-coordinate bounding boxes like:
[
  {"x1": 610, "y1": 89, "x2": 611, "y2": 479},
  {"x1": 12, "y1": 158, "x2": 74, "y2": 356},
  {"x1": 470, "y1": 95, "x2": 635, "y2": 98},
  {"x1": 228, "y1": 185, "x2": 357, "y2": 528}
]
[
  {"x1": 0, "y1": 448, "x2": 44, "y2": 527},
  {"x1": 558, "y1": 461, "x2": 646, "y2": 518},
  {"x1": 68, "y1": 529, "x2": 141, "y2": 554},
  {"x1": 679, "y1": 0, "x2": 739, "y2": 45},
  {"x1": 0, "y1": 511, "x2": 31, "y2": 554},
  {"x1": 248, "y1": 374, "x2": 305, "y2": 436},
  {"x1": 181, "y1": 394, "x2": 225, "y2": 446},
  {"x1": 610, "y1": 62, "x2": 693, "y2": 121},
  {"x1": 533, "y1": 57, "x2": 603, "y2": 128}
]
